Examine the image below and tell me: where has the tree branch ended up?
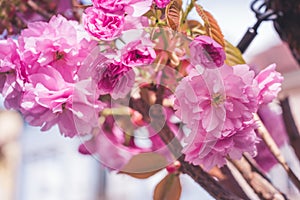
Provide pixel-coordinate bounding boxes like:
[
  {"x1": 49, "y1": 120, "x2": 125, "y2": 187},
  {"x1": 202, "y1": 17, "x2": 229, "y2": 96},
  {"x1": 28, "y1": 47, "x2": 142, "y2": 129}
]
[
  {"x1": 255, "y1": 113, "x2": 300, "y2": 191},
  {"x1": 228, "y1": 157, "x2": 287, "y2": 200},
  {"x1": 280, "y1": 97, "x2": 300, "y2": 161}
]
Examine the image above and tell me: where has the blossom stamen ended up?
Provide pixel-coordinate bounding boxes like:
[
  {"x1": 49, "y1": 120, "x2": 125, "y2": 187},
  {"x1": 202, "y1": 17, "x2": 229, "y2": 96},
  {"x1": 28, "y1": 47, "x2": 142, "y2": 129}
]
[
  {"x1": 55, "y1": 51, "x2": 65, "y2": 60},
  {"x1": 212, "y1": 92, "x2": 225, "y2": 107}
]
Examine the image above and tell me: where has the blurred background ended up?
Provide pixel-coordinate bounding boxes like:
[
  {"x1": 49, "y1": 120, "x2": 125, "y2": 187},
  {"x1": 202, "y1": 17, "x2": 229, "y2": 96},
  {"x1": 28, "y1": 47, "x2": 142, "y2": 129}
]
[{"x1": 1, "y1": 0, "x2": 300, "y2": 199}]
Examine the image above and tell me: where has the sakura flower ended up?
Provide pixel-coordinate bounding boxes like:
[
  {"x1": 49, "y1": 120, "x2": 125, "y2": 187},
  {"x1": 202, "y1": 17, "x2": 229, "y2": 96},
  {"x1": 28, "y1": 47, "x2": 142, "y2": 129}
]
[
  {"x1": 121, "y1": 38, "x2": 156, "y2": 67},
  {"x1": 0, "y1": 39, "x2": 23, "y2": 109},
  {"x1": 92, "y1": 0, "x2": 127, "y2": 12},
  {"x1": 174, "y1": 63, "x2": 282, "y2": 169},
  {"x1": 79, "y1": 52, "x2": 135, "y2": 99},
  {"x1": 92, "y1": 0, "x2": 152, "y2": 17},
  {"x1": 123, "y1": 15, "x2": 149, "y2": 31},
  {"x1": 255, "y1": 64, "x2": 283, "y2": 105},
  {"x1": 183, "y1": 122, "x2": 258, "y2": 170},
  {"x1": 124, "y1": 0, "x2": 153, "y2": 17},
  {"x1": 18, "y1": 14, "x2": 96, "y2": 82},
  {"x1": 0, "y1": 39, "x2": 17, "y2": 93},
  {"x1": 175, "y1": 65, "x2": 258, "y2": 138},
  {"x1": 19, "y1": 66, "x2": 102, "y2": 137},
  {"x1": 83, "y1": 7, "x2": 125, "y2": 41},
  {"x1": 154, "y1": 0, "x2": 171, "y2": 8},
  {"x1": 19, "y1": 66, "x2": 74, "y2": 136},
  {"x1": 96, "y1": 60, "x2": 135, "y2": 99},
  {"x1": 9, "y1": 15, "x2": 101, "y2": 137},
  {"x1": 189, "y1": 35, "x2": 226, "y2": 69}
]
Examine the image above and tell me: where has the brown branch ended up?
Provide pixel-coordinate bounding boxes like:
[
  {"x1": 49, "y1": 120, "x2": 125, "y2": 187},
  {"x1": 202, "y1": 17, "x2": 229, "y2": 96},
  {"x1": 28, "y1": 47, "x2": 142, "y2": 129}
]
[
  {"x1": 178, "y1": 155, "x2": 242, "y2": 200},
  {"x1": 280, "y1": 97, "x2": 300, "y2": 161},
  {"x1": 26, "y1": 0, "x2": 52, "y2": 20},
  {"x1": 243, "y1": 153, "x2": 271, "y2": 183},
  {"x1": 218, "y1": 166, "x2": 251, "y2": 200},
  {"x1": 71, "y1": 0, "x2": 84, "y2": 21},
  {"x1": 229, "y1": 157, "x2": 287, "y2": 200},
  {"x1": 255, "y1": 113, "x2": 300, "y2": 191}
]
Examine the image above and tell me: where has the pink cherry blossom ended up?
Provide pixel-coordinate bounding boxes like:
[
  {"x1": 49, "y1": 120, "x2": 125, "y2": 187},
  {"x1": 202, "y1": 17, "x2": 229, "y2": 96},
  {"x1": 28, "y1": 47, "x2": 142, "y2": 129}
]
[
  {"x1": 255, "y1": 64, "x2": 283, "y2": 105},
  {"x1": 175, "y1": 65, "x2": 259, "y2": 136},
  {"x1": 0, "y1": 39, "x2": 23, "y2": 109},
  {"x1": 0, "y1": 39, "x2": 17, "y2": 93},
  {"x1": 19, "y1": 66, "x2": 103, "y2": 137},
  {"x1": 92, "y1": 0, "x2": 152, "y2": 17},
  {"x1": 154, "y1": 0, "x2": 171, "y2": 8},
  {"x1": 189, "y1": 35, "x2": 226, "y2": 69},
  {"x1": 83, "y1": 7, "x2": 125, "y2": 41},
  {"x1": 125, "y1": 0, "x2": 153, "y2": 17},
  {"x1": 98, "y1": 60, "x2": 135, "y2": 99},
  {"x1": 6, "y1": 15, "x2": 101, "y2": 137},
  {"x1": 183, "y1": 122, "x2": 258, "y2": 170},
  {"x1": 92, "y1": 0, "x2": 128, "y2": 12},
  {"x1": 121, "y1": 38, "x2": 156, "y2": 67},
  {"x1": 81, "y1": 54, "x2": 135, "y2": 99},
  {"x1": 174, "y1": 64, "x2": 270, "y2": 169},
  {"x1": 19, "y1": 66, "x2": 74, "y2": 136},
  {"x1": 123, "y1": 15, "x2": 149, "y2": 31},
  {"x1": 18, "y1": 14, "x2": 96, "y2": 82}
]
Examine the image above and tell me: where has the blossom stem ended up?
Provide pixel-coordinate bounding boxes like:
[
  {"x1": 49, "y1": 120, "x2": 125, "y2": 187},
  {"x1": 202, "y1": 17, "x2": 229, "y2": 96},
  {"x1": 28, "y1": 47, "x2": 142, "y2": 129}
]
[
  {"x1": 181, "y1": 0, "x2": 195, "y2": 24},
  {"x1": 209, "y1": 166, "x2": 251, "y2": 199},
  {"x1": 26, "y1": 0, "x2": 52, "y2": 20},
  {"x1": 178, "y1": 155, "x2": 242, "y2": 200},
  {"x1": 101, "y1": 107, "x2": 131, "y2": 117},
  {"x1": 243, "y1": 153, "x2": 271, "y2": 183},
  {"x1": 254, "y1": 113, "x2": 300, "y2": 191},
  {"x1": 0, "y1": 71, "x2": 13, "y2": 75},
  {"x1": 228, "y1": 157, "x2": 287, "y2": 200},
  {"x1": 280, "y1": 97, "x2": 300, "y2": 161}
]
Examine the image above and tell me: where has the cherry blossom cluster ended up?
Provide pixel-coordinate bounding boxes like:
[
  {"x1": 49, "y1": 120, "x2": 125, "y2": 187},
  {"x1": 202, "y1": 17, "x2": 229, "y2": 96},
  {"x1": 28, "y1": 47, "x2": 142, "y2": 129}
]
[{"x1": 0, "y1": 0, "x2": 283, "y2": 171}]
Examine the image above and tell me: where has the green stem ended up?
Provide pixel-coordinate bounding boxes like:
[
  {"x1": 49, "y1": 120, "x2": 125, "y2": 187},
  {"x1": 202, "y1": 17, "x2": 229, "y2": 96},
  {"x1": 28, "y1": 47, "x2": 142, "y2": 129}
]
[{"x1": 181, "y1": 0, "x2": 195, "y2": 24}]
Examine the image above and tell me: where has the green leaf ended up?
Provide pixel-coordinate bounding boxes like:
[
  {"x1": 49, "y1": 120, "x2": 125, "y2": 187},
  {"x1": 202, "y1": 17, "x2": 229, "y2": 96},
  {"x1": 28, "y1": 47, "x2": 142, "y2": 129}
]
[{"x1": 225, "y1": 40, "x2": 246, "y2": 66}]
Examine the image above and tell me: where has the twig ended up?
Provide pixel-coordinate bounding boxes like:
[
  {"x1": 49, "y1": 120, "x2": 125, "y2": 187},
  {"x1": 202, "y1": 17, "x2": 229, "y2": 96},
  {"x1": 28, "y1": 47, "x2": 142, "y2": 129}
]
[
  {"x1": 228, "y1": 157, "x2": 287, "y2": 200},
  {"x1": 243, "y1": 153, "x2": 271, "y2": 183},
  {"x1": 225, "y1": 162, "x2": 260, "y2": 200},
  {"x1": 255, "y1": 113, "x2": 300, "y2": 191},
  {"x1": 26, "y1": 0, "x2": 52, "y2": 20},
  {"x1": 280, "y1": 97, "x2": 300, "y2": 161},
  {"x1": 178, "y1": 155, "x2": 242, "y2": 200},
  {"x1": 181, "y1": 0, "x2": 195, "y2": 24}
]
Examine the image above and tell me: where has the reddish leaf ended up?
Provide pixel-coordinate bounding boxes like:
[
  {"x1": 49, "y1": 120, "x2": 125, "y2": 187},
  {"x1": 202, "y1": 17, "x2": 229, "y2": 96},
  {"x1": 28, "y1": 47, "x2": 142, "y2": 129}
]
[
  {"x1": 120, "y1": 153, "x2": 167, "y2": 179},
  {"x1": 195, "y1": 4, "x2": 225, "y2": 47},
  {"x1": 166, "y1": 0, "x2": 183, "y2": 30},
  {"x1": 154, "y1": 174, "x2": 182, "y2": 200}
]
